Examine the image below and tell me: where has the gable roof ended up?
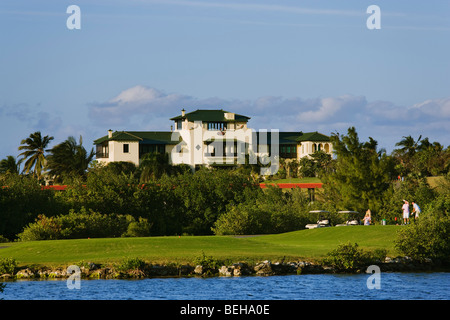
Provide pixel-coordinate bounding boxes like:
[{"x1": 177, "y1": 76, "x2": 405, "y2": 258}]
[
  {"x1": 94, "y1": 131, "x2": 181, "y2": 145},
  {"x1": 296, "y1": 131, "x2": 331, "y2": 142},
  {"x1": 170, "y1": 109, "x2": 250, "y2": 122}
]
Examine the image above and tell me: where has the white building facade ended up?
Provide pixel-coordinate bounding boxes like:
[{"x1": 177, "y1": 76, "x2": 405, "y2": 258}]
[{"x1": 94, "y1": 109, "x2": 333, "y2": 174}]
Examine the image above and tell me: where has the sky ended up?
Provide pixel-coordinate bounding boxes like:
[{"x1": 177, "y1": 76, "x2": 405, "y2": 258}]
[{"x1": 0, "y1": 0, "x2": 449, "y2": 162}]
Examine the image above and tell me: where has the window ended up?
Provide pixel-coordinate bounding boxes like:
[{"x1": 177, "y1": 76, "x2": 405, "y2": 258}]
[
  {"x1": 139, "y1": 144, "x2": 165, "y2": 158},
  {"x1": 123, "y1": 144, "x2": 129, "y2": 153},
  {"x1": 207, "y1": 122, "x2": 225, "y2": 131},
  {"x1": 280, "y1": 144, "x2": 297, "y2": 159},
  {"x1": 96, "y1": 144, "x2": 109, "y2": 158}
]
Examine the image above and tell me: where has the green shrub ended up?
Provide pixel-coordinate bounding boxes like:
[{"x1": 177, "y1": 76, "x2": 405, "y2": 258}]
[
  {"x1": 212, "y1": 187, "x2": 310, "y2": 235},
  {"x1": 0, "y1": 174, "x2": 62, "y2": 240},
  {"x1": 116, "y1": 257, "x2": 147, "y2": 271},
  {"x1": 122, "y1": 217, "x2": 152, "y2": 237},
  {"x1": 0, "y1": 258, "x2": 18, "y2": 275},
  {"x1": 193, "y1": 251, "x2": 223, "y2": 275},
  {"x1": 322, "y1": 242, "x2": 387, "y2": 272},
  {"x1": 395, "y1": 213, "x2": 450, "y2": 263},
  {"x1": 17, "y1": 208, "x2": 149, "y2": 241}
]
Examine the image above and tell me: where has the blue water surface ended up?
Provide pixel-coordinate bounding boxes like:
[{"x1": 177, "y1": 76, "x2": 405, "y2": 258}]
[{"x1": 2, "y1": 272, "x2": 448, "y2": 300}]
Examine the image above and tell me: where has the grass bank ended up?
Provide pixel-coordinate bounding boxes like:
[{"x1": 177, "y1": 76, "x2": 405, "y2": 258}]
[{"x1": 0, "y1": 226, "x2": 401, "y2": 267}]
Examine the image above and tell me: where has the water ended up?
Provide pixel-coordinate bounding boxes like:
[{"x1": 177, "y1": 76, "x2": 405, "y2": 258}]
[{"x1": 2, "y1": 272, "x2": 449, "y2": 300}]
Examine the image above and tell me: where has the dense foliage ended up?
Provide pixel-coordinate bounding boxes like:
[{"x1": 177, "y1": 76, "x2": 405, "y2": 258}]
[
  {"x1": 17, "y1": 208, "x2": 151, "y2": 241},
  {"x1": 212, "y1": 186, "x2": 311, "y2": 235},
  {"x1": 0, "y1": 127, "x2": 449, "y2": 261},
  {"x1": 394, "y1": 214, "x2": 450, "y2": 264},
  {"x1": 322, "y1": 242, "x2": 387, "y2": 272}
]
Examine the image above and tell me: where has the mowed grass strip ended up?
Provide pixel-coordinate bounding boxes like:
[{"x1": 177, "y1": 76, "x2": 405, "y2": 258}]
[{"x1": 0, "y1": 226, "x2": 401, "y2": 267}]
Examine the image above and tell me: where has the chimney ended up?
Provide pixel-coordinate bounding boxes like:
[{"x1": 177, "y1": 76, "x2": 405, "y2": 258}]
[
  {"x1": 181, "y1": 108, "x2": 186, "y2": 117},
  {"x1": 108, "y1": 129, "x2": 113, "y2": 138}
]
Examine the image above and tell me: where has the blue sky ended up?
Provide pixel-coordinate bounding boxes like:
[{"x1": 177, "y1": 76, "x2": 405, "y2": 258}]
[{"x1": 1, "y1": 0, "x2": 449, "y2": 161}]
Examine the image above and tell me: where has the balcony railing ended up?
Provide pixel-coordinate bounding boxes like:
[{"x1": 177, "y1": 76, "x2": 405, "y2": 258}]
[{"x1": 96, "y1": 152, "x2": 109, "y2": 158}]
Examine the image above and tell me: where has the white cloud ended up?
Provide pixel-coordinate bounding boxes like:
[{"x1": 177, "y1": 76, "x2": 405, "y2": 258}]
[
  {"x1": 88, "y1": 86, "x2": 195, "y2": 127},
  {"x1": 86, "y1": 85, "x2": 450, "y2": 152},
  {"x1": 412, "y1": 97, "x2": 450, "y2": 119},
  {"x1": 139, "y1": 0, "x2": 363, "y2": 17},
  {"x1": 297, "y1": 95, "x2": 366, "y2": 123}
]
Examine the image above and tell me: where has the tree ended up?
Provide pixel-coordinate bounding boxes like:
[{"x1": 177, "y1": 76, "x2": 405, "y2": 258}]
[
  {"x1": 298, "y1": 150, "x2": 333, "y2": 178},
  {"x1": 46, "y1": 136, "x2": 95, "y2": 182},
  {"x1": 18, "y1": 131, "x2": 54, "y2": 179},
  {"x1": 324, "y1": 127, "x2": 395, "y2": 215},
  {"x1": 298, "y1": 157, "x2": 316, "y2": 178},
  {"x1": 139, "y1": 152, "x2": 172, "y2": 182},
  {"x1": 0, "y1": 156, "x2": 20, "y2": 174},
  {"x1": 310, "y1": 150, "x2": 333, "y2": 177},
  {"x1": 395, "y1": 135, "x2": 422, "y2": 157},
  {"x1": 414, "y1": 141, "x2": 449, "y2": 176},
  {"x1": 393, "y1": 135, "x2": 422, "y2": 176},
  {"x1": 395, "y1": 213, "x2": 450, "y2": 263}
]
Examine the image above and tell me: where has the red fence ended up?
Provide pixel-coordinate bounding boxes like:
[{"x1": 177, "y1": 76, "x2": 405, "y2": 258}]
[
  {"x1": 37, "y1": 183, "x2": 323, "y2": 191},
  {"x1": 260, "y1": 183, "x2": 322, "y2": 189}
]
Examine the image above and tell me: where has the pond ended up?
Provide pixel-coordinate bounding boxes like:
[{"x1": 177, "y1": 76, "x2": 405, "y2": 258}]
[{"x1": 2, "y1": 272, "x2": 448, "y2": 300}]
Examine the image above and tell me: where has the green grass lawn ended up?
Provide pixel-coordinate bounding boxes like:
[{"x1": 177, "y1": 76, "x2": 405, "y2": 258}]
[{"x1": 0, "y1": 226, "x2": 402, "y2": 267}]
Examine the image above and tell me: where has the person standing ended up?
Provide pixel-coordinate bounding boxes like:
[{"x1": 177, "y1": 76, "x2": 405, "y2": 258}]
[
  {"x1": 402, "y1": 200, "x2": 410, "y2": 224},
  {"x1": 412, "y1": 201, "x2": 421, "y2": 220},
  {"x1": 363, "y1": 210, "x2": 372, "y2": 225}
]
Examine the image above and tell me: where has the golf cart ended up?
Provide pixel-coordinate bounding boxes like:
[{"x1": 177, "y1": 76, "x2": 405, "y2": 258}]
[
  {"x1": 335, "y1": 211, "x2": 361, "y2": 226},
  {"x1": 305, "y1": 210, "x2": 332, "y2": 229}
]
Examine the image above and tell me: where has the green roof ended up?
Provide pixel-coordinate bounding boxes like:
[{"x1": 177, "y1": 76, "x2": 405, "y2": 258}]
[
  {"x1": 255, "y1": 131, "x2": 330, "y2": 144},
  {"x1": 296, "y1": 131, "x2": 330, "y2": 142},
  {"x1": 170, "y1": 109, "x2": 250, "y2": 122},
  {"x1": 94, "y1": 131, "x2": 181, "y2": 145}
]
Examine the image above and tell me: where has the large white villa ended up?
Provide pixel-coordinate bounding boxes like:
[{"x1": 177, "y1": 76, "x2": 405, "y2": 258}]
[{"x1": 93, "y1": 109, "x2": 333, "y2": 173}]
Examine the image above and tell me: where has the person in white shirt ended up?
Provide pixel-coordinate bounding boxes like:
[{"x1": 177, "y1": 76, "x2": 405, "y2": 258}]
[
  {"x1": 402, "y1": 200, "x2": 410, "y2": 224},
  {"x1": 363, "y1": 209, "x2": 372, "y2": 225},
  {"x1": 412, "y1": 201, "x2": 421, "y2": 220}
]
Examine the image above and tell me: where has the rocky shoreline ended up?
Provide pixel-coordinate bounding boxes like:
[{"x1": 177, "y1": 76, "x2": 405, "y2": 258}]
[{"x1": 1, "y1": 256, "x2": 446, "y2": 281}]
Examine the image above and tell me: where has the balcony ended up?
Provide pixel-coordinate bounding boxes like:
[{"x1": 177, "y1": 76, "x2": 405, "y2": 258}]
[{"x1": 96, "y1": 152, "x2": 109, "y2": 159}]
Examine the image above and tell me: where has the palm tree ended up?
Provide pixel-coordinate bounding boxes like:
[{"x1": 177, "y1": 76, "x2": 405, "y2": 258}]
[
  {"x1": 18, "y1": 131, "x2": 54, "y2": 179},
  {"x1": 0, "y1": 155, "x2": 20, "y2": 174},
  {"x1": 46, "y1": 135, "x2": 95, "y2": 182},
  {"x1": 394, "y1": 135, "x2": 422, "y2": 157}
]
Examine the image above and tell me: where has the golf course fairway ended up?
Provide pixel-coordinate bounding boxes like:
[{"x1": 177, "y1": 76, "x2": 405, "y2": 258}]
[{"x1": 0, "y1": 226, "x2": 401, "y2": 267}]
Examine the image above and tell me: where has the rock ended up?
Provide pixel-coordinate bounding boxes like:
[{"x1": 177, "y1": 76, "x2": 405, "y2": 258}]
[
  {"x1": 219, "y1": 266, "x2": 233, "y2": 277},
  {"x1": 179, "y1": 265, "x2": 194, "y2": 276},
  {"x1": 271, "y1": 262, "x2": 297, "y2": 275},
  {"x1": 37, "y1": 270, "x2": 49, "y2": 278},
  {"x1": 194, "y1": 265, "x2": 203, "y2": 275},
  {"x1": 150, "y1": 265, "x2": 169, "y2": 277},
  {"x1": 48, "y1": 269, "x2": 65, "y2": 278},
  {"x1": 233, "y1": 263, "x2": 251, "y2": 276},
  {"x1": 254, "y1": 261, "x2": 274, "y2": 276},
  {"x1": 16, "y1": 268, "x2": 35, "y2": 279}
]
